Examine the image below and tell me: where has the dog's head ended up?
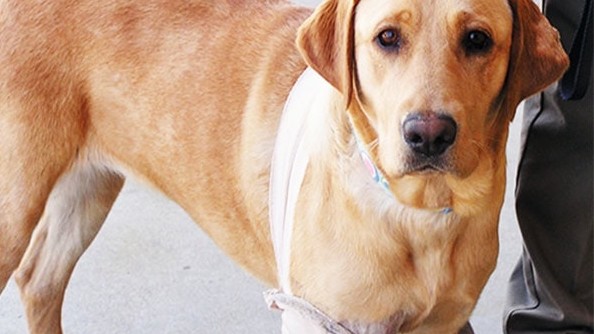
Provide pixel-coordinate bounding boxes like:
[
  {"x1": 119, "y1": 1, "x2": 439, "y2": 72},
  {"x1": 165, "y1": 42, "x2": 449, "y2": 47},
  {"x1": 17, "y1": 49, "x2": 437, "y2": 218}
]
[{"x1": 297, "y1": 0, "x2": 568, "y2": 214}]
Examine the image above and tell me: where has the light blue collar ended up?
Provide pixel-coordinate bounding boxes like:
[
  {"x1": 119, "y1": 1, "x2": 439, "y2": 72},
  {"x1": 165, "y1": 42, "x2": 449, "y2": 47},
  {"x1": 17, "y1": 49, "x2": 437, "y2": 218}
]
[{"x1": 354, "y1": 136, "x2": 391, "y2": 192}]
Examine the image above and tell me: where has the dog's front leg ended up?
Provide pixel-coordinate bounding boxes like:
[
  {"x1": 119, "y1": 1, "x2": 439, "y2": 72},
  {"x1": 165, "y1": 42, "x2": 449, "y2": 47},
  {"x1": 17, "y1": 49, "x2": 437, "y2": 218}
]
[{"x1": 14, "y1": 163, "x2": 124, "y2": 334}]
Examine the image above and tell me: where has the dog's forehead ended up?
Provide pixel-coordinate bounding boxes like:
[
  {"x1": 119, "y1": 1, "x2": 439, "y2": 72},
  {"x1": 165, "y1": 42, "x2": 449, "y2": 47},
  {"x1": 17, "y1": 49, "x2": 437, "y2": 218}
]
[{"x1": 354, "y1": 0, "x2": 513, "y2": 35}]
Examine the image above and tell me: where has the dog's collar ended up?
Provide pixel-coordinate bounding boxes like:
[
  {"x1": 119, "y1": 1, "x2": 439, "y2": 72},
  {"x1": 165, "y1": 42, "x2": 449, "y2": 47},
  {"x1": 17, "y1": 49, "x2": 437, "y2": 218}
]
[{"x1": 353, "y1": 130, "x2": 391, "y2": 192}]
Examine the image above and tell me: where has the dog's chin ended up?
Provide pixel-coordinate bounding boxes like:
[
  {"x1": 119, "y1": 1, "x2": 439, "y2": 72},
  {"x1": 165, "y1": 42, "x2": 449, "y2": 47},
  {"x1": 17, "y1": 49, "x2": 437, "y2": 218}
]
[
  {"x1": 381, "y1": 156, "x2": 458, "y2": 210},
  {"x1": 405, "y1": 164, "x2": 447, "y2": 176},
  {"x1": 387, "y1": 172, "x2": 454, "y2": 211},
  {"x1": 399, "y1": 151, "x2": 478, "y2": 179},
  {"x1": 385, "y1": 151, "x2": 492, "y2": 214}
]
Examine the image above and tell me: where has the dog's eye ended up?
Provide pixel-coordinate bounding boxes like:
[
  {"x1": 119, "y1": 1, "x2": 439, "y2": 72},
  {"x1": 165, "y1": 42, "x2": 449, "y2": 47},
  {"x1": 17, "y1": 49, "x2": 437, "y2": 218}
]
[
  {"x1": 463, "y1": 30, "x2": 492, "y2": 54},
  {"x1": 376, "y1": 28, "x2": 402, "y2": 51}
]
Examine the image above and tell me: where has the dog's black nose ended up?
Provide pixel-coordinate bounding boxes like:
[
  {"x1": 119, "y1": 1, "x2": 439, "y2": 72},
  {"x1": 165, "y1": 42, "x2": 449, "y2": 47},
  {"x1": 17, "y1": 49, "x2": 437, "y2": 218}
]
[{"x1": 402, "y1": 113, "x2": 457, "y2": 157}]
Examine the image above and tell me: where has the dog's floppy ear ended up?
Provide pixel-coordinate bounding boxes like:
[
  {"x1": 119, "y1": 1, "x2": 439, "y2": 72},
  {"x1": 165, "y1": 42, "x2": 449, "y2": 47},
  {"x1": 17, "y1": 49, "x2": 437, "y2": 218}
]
[
  {"x1": 296, "y1": 0, "x2": 359, "y2": 100},
  {"x1": 503, "y1": 0, "x2": 569, "y2": 112}
]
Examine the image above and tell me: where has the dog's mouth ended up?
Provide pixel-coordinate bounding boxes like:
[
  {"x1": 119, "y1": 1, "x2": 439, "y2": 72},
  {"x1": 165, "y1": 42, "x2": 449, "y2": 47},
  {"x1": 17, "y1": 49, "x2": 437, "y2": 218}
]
[
  {"x1": 403, "y1": 156, "x2": 452, "y2": 176},
  {"x1": 385, "y1": 158, "x2": 456, "y2": 212},
  {"x1": 414, "y1": 164, "x2": 442, "y2": 173}
]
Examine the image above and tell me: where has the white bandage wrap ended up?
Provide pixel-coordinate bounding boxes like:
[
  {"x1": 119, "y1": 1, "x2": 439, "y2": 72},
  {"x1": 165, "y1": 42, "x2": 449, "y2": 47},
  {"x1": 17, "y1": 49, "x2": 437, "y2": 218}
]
[
  {"x1": 266, "y1": 68, "x2": 405, "y2": 334},
  {"x1": 267, "y1": 68, "x2": 350, "y2": 332}
]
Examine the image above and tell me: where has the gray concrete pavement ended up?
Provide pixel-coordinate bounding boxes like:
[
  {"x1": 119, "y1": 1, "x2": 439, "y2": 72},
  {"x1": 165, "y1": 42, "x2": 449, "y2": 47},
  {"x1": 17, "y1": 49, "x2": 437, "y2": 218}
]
[{"x1": 0, "y1": 1, "x2": 525, "y2": 332}]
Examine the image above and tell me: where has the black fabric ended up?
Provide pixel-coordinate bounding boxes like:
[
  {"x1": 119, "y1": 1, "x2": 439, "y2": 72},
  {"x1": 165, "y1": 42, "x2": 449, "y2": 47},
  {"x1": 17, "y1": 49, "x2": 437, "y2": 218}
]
[
  {"x1": 503, "y1": 0, "x2": 594, "y2": 329},
  {"x1": 504, "y1": 81, "x2": 593, "y2": 333},
  {"x1": 460, "y1": 322, "x2": 475, "y2": 334},
  {"x1": 559, "y1": 0, "x2": 592, "y2": 100}
]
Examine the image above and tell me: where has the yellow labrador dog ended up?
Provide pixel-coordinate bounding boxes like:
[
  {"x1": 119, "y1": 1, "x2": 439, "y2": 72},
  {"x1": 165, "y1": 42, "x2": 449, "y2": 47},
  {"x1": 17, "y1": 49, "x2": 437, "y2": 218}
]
[{"x1": 0, "y1": 0, "x2": 567, "y2": 332}]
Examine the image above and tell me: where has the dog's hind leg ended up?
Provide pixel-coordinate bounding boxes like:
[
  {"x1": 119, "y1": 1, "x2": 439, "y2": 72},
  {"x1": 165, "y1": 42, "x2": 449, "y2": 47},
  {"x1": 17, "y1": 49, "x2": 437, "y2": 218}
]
[{"x1": 14, "y1": 161, "x2": 124, "y2": 334}]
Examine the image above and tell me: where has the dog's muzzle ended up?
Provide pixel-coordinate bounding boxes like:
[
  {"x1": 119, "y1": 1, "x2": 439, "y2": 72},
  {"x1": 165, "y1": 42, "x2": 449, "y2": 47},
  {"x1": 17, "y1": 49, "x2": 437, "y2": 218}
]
[
  {"x1": 402, "y1": 112, "x2": 457, "y2": 158},
  {"x1": 401, "y1": 112, "x2": 457, "y2": 173}
]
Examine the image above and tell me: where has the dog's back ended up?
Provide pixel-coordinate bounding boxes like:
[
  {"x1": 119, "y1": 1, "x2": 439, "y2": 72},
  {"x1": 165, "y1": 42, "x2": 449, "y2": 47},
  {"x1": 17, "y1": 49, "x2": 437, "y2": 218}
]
[{"x1": 0, "y1": 1, "x2": 310, "y2": 332}]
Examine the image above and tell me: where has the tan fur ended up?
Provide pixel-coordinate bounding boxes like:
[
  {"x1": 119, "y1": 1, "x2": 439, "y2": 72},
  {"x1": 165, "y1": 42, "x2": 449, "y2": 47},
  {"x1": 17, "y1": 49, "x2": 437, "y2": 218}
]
[{"x1": 0, "y1": 0, "x2": 567, "y2": 333}]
